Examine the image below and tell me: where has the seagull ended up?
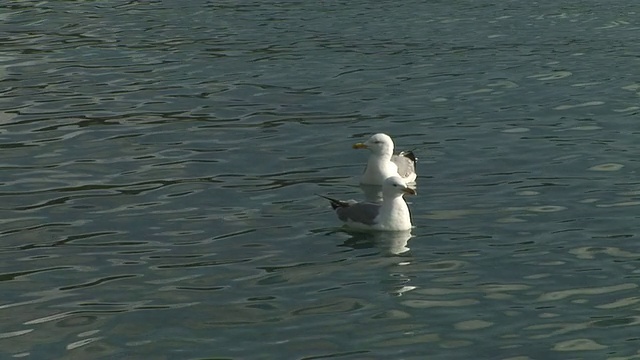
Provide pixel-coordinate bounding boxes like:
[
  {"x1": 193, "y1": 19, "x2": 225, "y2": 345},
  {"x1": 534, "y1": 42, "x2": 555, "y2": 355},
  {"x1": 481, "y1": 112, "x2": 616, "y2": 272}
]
[
  {"x1": 319, "y1": 176, "x2": 416, "y2": 231},
  {"x1": 353, "y1": 133, "x2": 417, "y2": 186}
]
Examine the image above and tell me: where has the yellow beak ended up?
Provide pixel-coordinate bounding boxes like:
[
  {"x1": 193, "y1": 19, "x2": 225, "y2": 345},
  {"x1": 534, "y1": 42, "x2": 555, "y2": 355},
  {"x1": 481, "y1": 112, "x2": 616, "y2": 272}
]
[
  {"x1": 402, "y1": 187, "x2": 417, "y2": 196},
  {"x1": 353, "y1": 143, "x2": 368, "y2": 149}
]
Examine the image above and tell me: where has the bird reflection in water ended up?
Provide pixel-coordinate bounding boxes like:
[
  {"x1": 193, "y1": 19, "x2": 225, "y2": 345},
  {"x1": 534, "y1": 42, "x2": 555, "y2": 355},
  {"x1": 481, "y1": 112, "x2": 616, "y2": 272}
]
[
  {"x1": 339, "y1": 230, "x2": 416, "y2": 296},
  {"x1": 339, "y1": 230, "x2": 412, "y2": 256}
]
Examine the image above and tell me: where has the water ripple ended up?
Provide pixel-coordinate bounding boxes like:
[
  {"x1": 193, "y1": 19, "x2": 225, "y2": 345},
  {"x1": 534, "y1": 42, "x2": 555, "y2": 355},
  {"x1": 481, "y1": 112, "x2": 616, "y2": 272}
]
[{"x1": 2, "y1": 0, "x2": 639, "y2": 358}]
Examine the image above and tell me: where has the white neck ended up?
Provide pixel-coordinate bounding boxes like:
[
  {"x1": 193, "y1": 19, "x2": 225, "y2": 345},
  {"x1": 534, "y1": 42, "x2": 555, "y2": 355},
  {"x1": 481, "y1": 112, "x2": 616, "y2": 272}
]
[
  {"x1": 375, "y1": 148, "x2": 393, "y2": 160},
  {"x1": 361, "y1": 154, "x2": 398, "y2": 185},
  {"x1": 376, "y1": 195, "x2": 412, "y2": 231}
]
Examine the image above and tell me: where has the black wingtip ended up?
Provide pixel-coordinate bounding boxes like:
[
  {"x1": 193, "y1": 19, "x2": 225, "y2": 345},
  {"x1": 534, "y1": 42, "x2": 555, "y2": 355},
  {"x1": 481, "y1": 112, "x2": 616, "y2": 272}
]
[
  {"x1": 316, "y1": 194, "x2": 350, "y2": 210},
  {"x1": 399, "y1": 150, "x2": 418, "y2": 163}
]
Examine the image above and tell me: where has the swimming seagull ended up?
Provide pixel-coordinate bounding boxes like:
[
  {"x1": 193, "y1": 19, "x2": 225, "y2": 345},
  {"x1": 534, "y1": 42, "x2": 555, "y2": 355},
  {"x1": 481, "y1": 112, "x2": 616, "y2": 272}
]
[
  {"x1": 353, "y1": 133, "x2": 417, "y2": 185},
  {"x1": 319, "y1": 176, "x2": 416, "y2": 231}
]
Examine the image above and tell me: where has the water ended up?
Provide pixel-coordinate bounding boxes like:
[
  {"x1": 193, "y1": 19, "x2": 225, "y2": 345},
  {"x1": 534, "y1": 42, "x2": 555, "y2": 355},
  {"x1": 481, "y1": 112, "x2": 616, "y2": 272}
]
[{"x1": 1, "y1": 0, "x2": 639, "y2": 359}]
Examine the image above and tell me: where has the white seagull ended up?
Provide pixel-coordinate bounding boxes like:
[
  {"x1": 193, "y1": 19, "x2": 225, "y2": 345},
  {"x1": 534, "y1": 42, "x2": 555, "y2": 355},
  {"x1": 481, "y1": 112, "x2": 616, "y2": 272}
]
[
  {"x1": 320, "y1": 176, "x2": 416, "y2": 231},
  {"x1": 353, "y1": 133, "x2": 417, "y2": 186}
]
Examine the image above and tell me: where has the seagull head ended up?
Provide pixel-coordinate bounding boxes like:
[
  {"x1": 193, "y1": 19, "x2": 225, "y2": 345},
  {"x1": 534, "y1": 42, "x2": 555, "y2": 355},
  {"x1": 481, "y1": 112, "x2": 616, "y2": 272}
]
[
  {"x1": 353, "y1": 133, "x2": 394, "y2": 156},
  {"x1": 383, "y1": 176, "x2": 416, "y2": 197}
]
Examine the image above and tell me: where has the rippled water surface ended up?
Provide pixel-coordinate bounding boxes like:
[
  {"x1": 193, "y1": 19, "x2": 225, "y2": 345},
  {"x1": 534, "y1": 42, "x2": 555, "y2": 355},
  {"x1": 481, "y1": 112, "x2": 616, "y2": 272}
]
[{"x1": 2, "y1": 1, "x2": 640, "y2": 359}]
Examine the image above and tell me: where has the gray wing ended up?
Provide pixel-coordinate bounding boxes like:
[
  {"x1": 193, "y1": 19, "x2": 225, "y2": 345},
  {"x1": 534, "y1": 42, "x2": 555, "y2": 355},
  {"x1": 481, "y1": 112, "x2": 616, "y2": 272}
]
[
  {"x1": 391, "y1": 151, "x2": 417, "y2": 179},
  {"x1": 336, "y1": 202, "x2": 381, "y2": 225}
]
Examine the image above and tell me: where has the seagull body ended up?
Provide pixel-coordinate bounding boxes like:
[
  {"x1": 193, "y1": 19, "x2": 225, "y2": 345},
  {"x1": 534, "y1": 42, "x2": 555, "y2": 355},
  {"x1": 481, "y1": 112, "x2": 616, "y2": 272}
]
[
  {"x1": 353, "y1": 133, "x2": 417, "y2": 186},
  {"x1": 320, "y1": 176, "x2": 415, "y2": 231}
]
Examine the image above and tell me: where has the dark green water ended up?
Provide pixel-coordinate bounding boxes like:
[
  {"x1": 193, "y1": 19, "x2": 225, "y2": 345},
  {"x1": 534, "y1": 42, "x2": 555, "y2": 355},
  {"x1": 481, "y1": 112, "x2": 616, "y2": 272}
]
[{"x1": 1, "y1": 1, "x2": 639, "y2": 359}]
